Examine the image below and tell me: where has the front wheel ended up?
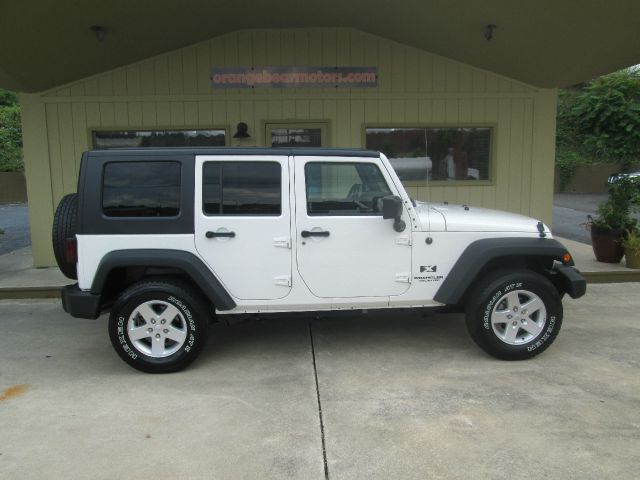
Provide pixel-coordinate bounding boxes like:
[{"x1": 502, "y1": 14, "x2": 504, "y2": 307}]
[
  {"x1": 465, "y1": 269, "x2": 563, "y2": 360},
  {"x1": 108, "y1": 279, "x2": 209, "y2": 373}
]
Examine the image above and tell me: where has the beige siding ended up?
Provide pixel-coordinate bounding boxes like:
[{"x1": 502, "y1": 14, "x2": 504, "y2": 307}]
[{"x1": 22, "y1": 28, "x2": 556, "y2": 266}]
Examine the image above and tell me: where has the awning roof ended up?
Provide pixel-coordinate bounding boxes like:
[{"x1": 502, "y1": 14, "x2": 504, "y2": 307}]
[{"x1": 1, "y1": 0, "x2": 639, "y2": 92}]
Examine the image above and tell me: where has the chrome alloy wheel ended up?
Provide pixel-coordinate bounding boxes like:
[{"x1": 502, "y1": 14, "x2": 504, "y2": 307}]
[
  {"x1": 126, "y1": 300, "x2": 188, "y2": 357},
  {"x1": 490, "y1": 290, "x2": 547, "y2": 345}
]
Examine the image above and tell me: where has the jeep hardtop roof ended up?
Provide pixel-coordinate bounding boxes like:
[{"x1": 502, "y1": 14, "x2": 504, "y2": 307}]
[{"x1": 85, "y1": 147, "x2": 380, "y2": 158}]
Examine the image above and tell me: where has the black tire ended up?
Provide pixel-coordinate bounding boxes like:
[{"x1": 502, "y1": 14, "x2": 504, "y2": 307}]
[
  {"x1": 109, "y1": 279, "x2": 210, "y2": 373},
  {"x1": 465, "y1": 269, "x2": 563, "y2": 360},
  {"x1": 51, "y1": 193, "x2": 78, "y2": 279}
]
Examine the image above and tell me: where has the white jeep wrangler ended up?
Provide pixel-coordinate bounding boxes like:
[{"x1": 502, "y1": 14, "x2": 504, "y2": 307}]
[{"x1": 54, "y1": 148, "x2": 586, "y2": 373}]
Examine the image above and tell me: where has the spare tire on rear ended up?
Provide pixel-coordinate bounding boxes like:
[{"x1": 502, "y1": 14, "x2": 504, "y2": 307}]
[{"x1": 52, "y1": 193, "x2": 78, "y2": 279}]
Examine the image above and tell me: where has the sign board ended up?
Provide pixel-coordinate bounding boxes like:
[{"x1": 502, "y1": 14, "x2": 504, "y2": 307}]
[{"x1": 211, "y1": 66, "x2": 378, "y2": 89}]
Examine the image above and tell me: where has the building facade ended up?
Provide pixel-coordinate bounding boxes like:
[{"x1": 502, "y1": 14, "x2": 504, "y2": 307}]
[{"x1": 20, "y1": 28, "x2": 557, "y2": 266}]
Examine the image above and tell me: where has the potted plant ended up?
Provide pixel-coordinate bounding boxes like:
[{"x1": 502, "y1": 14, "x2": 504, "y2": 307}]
[
  {"x1": 623, "y1": 229, "x2": 640, "y2": 269},
  {"x1": 587, "y1": 176, "x2": 639, "y2": 263}
]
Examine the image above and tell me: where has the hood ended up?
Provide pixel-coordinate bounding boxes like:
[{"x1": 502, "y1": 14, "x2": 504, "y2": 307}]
[{"x1": 414, "y1": 202, "x2": 549, "y2": 234}]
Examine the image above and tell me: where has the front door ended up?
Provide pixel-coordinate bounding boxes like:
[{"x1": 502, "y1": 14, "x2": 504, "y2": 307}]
[
  {"x1": 294, "y1": 156, "x2": 412, "y2": 298},
  {"x1": 194, "y1": 155, "x2": 292, "y2": 300}
]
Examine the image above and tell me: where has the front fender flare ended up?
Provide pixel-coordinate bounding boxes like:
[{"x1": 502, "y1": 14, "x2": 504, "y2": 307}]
[{"x1": 433, "y1": 237, "x2": 572, "y2": 305}]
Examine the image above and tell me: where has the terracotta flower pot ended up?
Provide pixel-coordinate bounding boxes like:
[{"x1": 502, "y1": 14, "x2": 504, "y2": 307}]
[
  {"x1": 625, "y1": 247, "x2": 640, "y2": 269},
  {"x1": 590, "y1": 226, "x2": 624, "y2": 263}
]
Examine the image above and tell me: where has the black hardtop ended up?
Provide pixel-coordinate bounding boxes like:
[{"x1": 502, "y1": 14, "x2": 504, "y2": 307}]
[{"x1": 86, "y1": 147, "x2": 380, "y2": 158}]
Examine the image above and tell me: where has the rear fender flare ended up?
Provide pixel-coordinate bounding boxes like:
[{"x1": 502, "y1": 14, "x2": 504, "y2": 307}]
[{"x1": 91, "y1": 249, "x2": 236, "y2": 311}]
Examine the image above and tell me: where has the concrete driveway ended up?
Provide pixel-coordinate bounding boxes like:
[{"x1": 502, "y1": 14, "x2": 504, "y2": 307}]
[{"x1": 1, "y1": 284, "x2": 639, "y2": 479}]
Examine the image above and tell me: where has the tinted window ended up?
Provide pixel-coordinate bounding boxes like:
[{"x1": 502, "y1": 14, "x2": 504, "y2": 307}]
[
  {"x1": 94, "y1": 129, "x2": 225, "y2": 149},
  {"x1": 305, "y1": 162, "x2": 392, "y2": 215},
  {"x1": 203, "y1": 162, "x2": 281, "y2": 215},
  {"x1": 103, "y1": 162, "x2": 181, "y2": 217},
  {"x1": 365, "y1": 127, "x2": 492, "y2": 181}
]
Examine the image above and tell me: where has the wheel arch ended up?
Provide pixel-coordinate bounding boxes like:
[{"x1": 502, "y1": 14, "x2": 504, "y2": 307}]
[
  {"x1": 434, "y1": 237, "x2": 573, "y2": 306},
  {"x1": 91, "y1": 249, "x2": 236, "y2": 311}
]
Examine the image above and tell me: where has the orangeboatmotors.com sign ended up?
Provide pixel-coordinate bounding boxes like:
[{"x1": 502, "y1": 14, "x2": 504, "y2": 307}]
[{"x1": 211, "y1": 66, "x2": 378, "y2": 89}]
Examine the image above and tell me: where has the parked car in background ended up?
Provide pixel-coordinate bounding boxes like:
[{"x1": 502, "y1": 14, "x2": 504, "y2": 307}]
[{"x1": 608, "y1": 170, "x2": 640, "y2": 185}]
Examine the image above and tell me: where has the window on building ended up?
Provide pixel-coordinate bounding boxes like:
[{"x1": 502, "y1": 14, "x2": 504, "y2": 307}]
[
  {"x1": 203, "y1": 162, "x2": 281, "y2": 215},
  {"x1": 93, "y1": 129, "x2": 226, "y2": 149},
  {"x1": 102, "y1": 161, "x2": 181, "y2": 217},
  {"x1": 365, "y1": 127, "x2": 492, "y2": 182},
  {"x1": 305, "y1": 162, "x2": 392, "y2": 216},
  {"x1": 267, "y1": 123, "x2": 327, "y2": 147}
]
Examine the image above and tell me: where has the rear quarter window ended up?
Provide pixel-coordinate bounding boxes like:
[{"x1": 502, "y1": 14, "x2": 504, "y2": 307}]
[{"x1": 102, "y1": 161, "x2": 181, "y2": 217}]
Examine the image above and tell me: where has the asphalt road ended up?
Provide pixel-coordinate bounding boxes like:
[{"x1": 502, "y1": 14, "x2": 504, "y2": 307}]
[
  {"x1": 1, "y1": 283, "x2": 639, "y2": 479},
  {"x1": 552, "y1": 193, "x2": 605, "y2": 244},
  {"x1": 0, "y1": 203, "x2": 30, "y2": 255},
  {"x1": 552, "y1": 193, "x2": 640, "y2": 245}
]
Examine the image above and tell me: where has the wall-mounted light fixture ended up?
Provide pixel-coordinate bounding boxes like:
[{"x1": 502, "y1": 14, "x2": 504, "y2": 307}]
[
  {"x1": 90, "y1": 25, "x2": 106, "y2": 42},
  {"x1": 484, "y1": 24, "x2": 497, "y2": 41},
  {"x1": 233, "y1": 122, "x2": 251, "y2": 138}
]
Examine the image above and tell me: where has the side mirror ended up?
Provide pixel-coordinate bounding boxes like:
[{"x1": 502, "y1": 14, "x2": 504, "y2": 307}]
[
  {"x1": 382, "y1": 196, "x2": 406, "y2": 232},
  {"x1": 382, "y1": 196, "x2": 402, "y2": 219}
]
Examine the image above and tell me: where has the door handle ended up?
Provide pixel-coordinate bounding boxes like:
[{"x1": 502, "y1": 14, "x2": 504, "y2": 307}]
[
  {"x1": 206, "y1": 231, "x2": 236, "y2": 238},
  {"x1": 301, "y1": 230, "x2": 330, "y2": 238}
]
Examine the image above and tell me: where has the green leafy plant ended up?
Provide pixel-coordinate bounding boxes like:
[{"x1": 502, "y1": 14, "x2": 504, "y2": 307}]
[
  {"x1": 0, "y1": 88, "x2": 23, "y2": 172},
  {"x1": 623, "y1": 228, "x2": 640, "y2": 255},
  {"x1": 556, "y1": 148, "x2": 590, "y2": 191},
  {"x1": 563, "y1": 70, "x2": 640, "y2": 171},
  {"x1": 556, "y1": 69, "x2": 640, "y2": 187},
  {"x1": 589, "y1": 176, "x2": 640, "y2": 231}
]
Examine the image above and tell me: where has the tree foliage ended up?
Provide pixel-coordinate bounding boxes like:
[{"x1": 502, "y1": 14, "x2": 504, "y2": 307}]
[
  {"x1": 557, "y1": 69, "x2": 640, "y2": 172},
  {"x1": 0, "y1": 88, "x2": 23, "y2": 172}
]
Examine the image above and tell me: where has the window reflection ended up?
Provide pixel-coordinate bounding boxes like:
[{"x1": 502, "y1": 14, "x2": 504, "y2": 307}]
[
  {"x1": 203, "y1": 162, "x2": 281, "y2": 215},
  {"x1": 94, "y1": 129, "x2": 226, "y2": 149},
  {"x1": 102, "y1": 162, "x2": 181, "y2": 217},
  {"x1": 365, "y1": 127, "x2": 491, "y2": 181},
  {"x1": 271, "y1": 128, "x2": 322, "y2": 147}
]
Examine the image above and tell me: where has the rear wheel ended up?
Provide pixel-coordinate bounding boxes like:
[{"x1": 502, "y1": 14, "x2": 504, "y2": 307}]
[
  {"x1": 465, "y1": 269, "x2": 563, "y2": 360},
  {"x1": 108, "y1": 279, "x2": 209, "y2": 373}
]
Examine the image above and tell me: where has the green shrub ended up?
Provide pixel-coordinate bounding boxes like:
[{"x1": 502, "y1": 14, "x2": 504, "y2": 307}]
[
  {"x1": 555, "y1": 148, "x2": 591, "y2": 191},
  {"x1": 591, "y1": 176, "x2": 640, "y2": 231},
  {"x1": 558, "y1": 69, "x2": 640, "y2": 172},
  {"x1": 0, "y1": 88, "x2": 23, "y2": 172}
]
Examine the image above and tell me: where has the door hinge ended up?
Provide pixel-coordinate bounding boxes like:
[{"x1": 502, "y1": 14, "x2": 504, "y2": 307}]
[
  {"x1": 395, "y1": 272, "x2": 412, "y2": 283},
  {"x1": 273, "y1": 275, "x2": 292, "y2": 287},
  {"x1": 273, "y1": 237, "x2": 291, "y2": 249},
  {"x1": 395, "y1": 236, "x2": 412, "y2": 246}
]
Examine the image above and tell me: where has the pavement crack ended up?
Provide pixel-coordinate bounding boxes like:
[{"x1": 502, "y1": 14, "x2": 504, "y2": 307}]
[{"x1": 309, "y1": 320, "x2": 330, "y2": 480}]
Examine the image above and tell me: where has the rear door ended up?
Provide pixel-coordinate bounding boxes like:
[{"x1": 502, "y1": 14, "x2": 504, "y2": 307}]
[
  {"x1": 294, "y1": 156, "x2": 412, "y2": 298},
  {"x1": 194, "y1": 155, "x2": 292, "y2": 300}
]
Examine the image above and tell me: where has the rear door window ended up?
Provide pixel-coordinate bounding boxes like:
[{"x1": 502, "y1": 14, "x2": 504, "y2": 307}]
[{"x1": 202, "y1": 162, "x2": 281, "y2": 215}]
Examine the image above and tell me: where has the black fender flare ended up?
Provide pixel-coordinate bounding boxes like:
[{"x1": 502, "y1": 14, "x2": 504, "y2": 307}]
[
  {"x1": 91, "y1": 249, "x2": 236, "y2": 311},
  {"x1": 433, "y1": 237, "x2": 573, "y2": 305}
]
